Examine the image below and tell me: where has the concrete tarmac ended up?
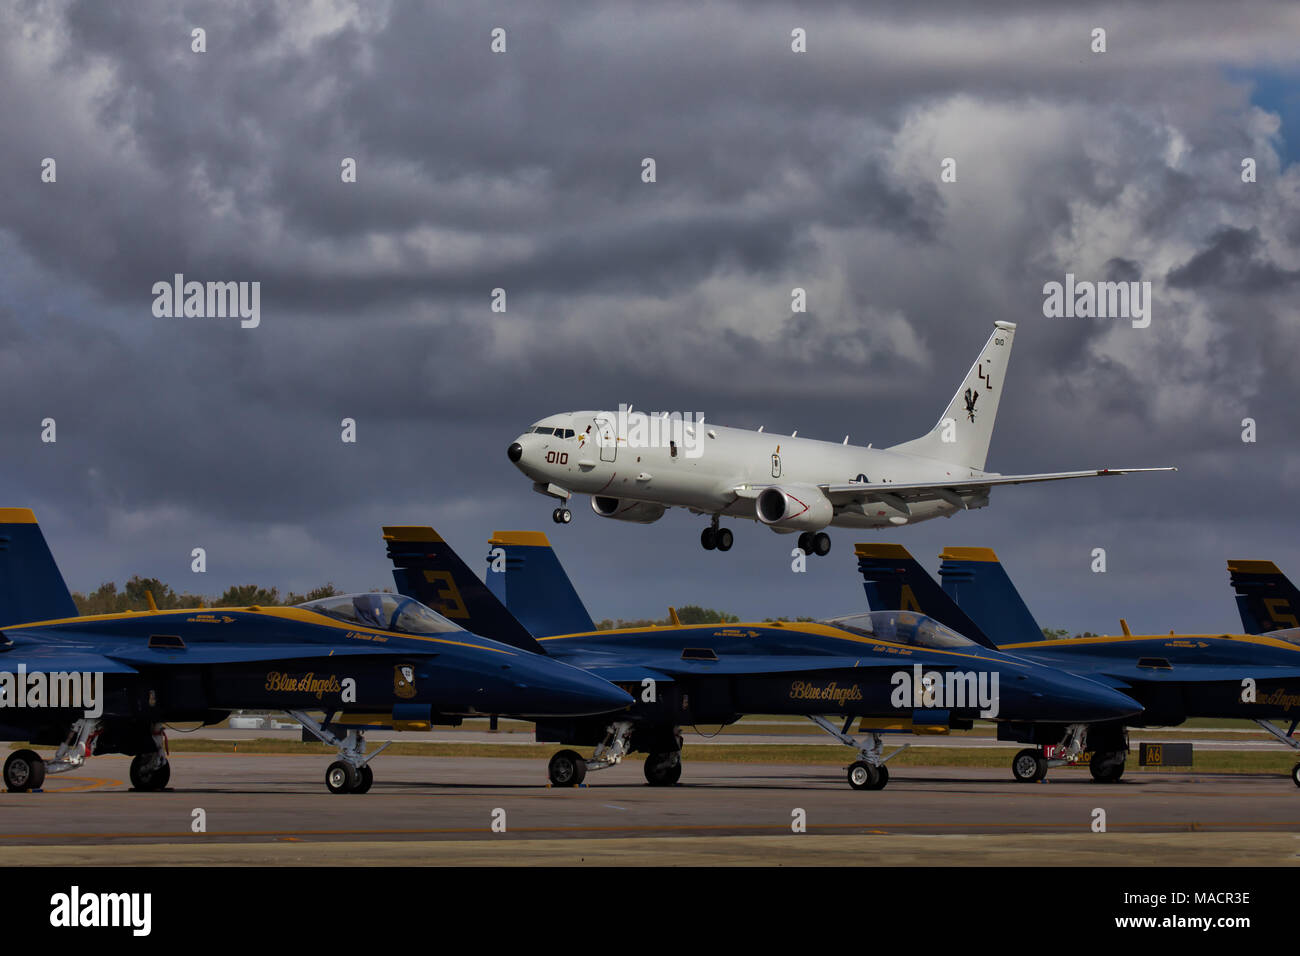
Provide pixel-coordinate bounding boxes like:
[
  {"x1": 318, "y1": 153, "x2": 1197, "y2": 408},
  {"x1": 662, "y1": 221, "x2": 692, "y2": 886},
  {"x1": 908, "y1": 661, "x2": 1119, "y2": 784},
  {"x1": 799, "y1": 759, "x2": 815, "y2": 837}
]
[{"x1": 1, "y1": 754, "x2": 1298, "y2": 865}]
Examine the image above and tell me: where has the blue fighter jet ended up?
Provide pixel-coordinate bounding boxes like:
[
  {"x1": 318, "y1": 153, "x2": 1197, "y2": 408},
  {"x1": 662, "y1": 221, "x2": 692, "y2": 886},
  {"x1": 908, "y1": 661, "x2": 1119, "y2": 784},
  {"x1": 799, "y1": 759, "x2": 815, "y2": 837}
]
[
  {"x1": 0, "y1": 509, "x2": 631, "y2": 794},
  {"x1": 381, "y1": 526, "x2": 1142, "y2": 791},
  {"x1": 856, "y1": 543, "x2": 1300, "y2": 786}
]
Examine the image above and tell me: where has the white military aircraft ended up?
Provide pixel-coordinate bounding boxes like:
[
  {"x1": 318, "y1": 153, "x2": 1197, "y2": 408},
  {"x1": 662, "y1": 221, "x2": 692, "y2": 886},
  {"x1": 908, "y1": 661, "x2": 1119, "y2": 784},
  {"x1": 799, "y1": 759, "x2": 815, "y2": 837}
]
[{"x1": 506, "y1": 321, "x2": 1174, "y2": 556}]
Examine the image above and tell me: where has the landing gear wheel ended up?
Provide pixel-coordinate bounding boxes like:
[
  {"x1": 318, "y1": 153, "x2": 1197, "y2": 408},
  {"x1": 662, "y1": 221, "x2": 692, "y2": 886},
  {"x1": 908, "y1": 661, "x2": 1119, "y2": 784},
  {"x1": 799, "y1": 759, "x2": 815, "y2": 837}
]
[
  {"x1": 644, "y1": 751, "x2": 682, "y2": 786},
  {"x1": 325, "y1": 760, "x2": 359, "y2": 794},
  {"x1": 4, "y1": 750, "x2": 46, "y2": 792},
  {"x1": 812, "y1": 532, "x2": 831, "y2": 556},
  {"x1": 1012, "y1": 749, "x2": 1048, "y2": 783},
  {"x1": 701, "y1": 528, "x2": 717, "y2": 550},
  {"x1": 552, "y1": 507, "x2": 572, "y2": 524},
  {"x1": 798, "y1": 532, "x2": 813, "y2": 554},
  {"x1": 353, "y1": 764, "x2": 374, "y2": 794},
  {"x1": 1089, "y1": 751, "x2": 1126, "y2": 783},
  {"x1": 715, "y1": 528, "x2": 733, "y2": 552},
  {"x1": 868, "y1": 763, "x2": 889, "y2": 790},
  {"x1": 847, "y1": 760, "x2": 880, "y2": 791},
  {"x1": 1291, "y1": 763, "x2": 1300, "y2": 789},
  {"x1": 129, "y1": 754, "x2": 171, "y2": 791},
  {"x1": 548, "y1": 749, "x2": 587, "y2": 787}
]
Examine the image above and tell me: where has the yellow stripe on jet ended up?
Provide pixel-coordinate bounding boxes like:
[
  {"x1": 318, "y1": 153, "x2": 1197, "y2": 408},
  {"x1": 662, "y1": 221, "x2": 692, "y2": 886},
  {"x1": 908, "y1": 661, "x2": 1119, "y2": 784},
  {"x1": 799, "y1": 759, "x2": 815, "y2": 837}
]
[
  {"x1": 852, "y1": 543, "x2": 916, "y2": 559},
  {"x1": 489, "y1": 531, "x2": 553, "y2": 547},
  {"x1": 939, "y1": 547, "x2": 1000, "y2": 562},
  {"x1": 0, "y1": 508, "x2": 38, "y2": 524},
  {"x1": 1227, "y1": 559, "x2": 1284, "y2": 575},
  {"x1": 382, "y1": 526, "x2": 444, "y2": 543}
]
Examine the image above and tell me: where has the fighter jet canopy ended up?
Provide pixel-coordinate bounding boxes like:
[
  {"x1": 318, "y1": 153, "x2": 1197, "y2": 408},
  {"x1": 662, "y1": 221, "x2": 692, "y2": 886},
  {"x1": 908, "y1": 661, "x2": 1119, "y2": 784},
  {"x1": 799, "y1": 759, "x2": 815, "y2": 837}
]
[
  {"x1": 824, "y1": 611, "x2": 978, "y2": 649},
  {"x1": 299, "y1": 592, "x2": 463, "y2": 635}
]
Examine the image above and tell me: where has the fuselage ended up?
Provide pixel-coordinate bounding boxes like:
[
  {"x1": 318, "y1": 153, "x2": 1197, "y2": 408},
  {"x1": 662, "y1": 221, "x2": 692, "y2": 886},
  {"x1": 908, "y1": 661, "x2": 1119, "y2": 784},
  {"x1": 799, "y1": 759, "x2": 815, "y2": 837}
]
[
  {"x1": 510, "y1": 410, "x2": 980, "y2": 529},
  {"x1": 999, "y1": 631, "x2": 1300, "y2": 726},
  {"x1": 0, "y1": 598, "x2": 632, "y2": 729}
]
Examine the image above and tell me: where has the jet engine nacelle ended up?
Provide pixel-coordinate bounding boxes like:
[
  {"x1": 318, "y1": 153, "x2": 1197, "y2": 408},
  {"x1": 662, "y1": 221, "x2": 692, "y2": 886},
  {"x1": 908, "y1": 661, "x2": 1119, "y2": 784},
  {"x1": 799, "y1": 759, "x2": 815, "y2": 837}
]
[
  {"x1": 755, "y1": 485, "x2": 833, "y2": 532},
  {"x1": 591, "y1": 496, "x2": 667, "y2": 524}
]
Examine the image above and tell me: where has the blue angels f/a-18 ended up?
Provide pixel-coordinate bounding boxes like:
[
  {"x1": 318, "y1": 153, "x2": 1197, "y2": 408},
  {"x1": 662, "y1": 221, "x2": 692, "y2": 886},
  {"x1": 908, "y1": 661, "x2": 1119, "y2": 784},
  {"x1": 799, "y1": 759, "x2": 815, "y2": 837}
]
[
  {"x1": 856, "y1": 543, "x2": 1300, "y2": 786},
  {"x1": 0, "y1": 509, "x2": 631, "y2": 794},
  {"x1": 382, "y1": 525, "x2": 1142, "y2": 791}
]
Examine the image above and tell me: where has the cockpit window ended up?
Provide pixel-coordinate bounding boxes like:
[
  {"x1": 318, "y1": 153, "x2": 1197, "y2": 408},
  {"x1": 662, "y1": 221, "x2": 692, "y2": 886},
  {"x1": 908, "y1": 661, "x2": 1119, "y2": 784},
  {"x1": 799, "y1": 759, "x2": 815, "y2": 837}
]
[
  {"x1": 824, "y1": 611, "x2": 976, "y2": 649},
  {"x1": 562, "y1": 429, "x2": 574, "y2": 438},
  {"x1": 299, "y1": 593, "x2": 463, "y2": 635},
  {"x1": 532, "y1": 426, "x2": 555, "y2": 435}
]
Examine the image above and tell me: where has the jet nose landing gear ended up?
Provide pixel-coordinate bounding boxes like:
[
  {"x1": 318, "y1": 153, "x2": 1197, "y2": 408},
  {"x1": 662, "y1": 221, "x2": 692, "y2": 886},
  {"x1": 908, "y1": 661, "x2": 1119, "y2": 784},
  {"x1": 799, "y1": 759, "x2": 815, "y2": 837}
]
[{"x1": 552, "y1": 507, "x2": 572, "y2": 524}]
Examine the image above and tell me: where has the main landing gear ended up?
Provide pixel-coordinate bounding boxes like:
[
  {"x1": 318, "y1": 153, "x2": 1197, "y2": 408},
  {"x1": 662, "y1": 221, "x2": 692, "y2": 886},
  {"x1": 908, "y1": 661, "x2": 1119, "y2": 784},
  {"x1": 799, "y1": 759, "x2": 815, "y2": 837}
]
[
  {"x1": 700, "y1": 515, "x2": 733, "y2": 552},
  {"x1": 548, "y1": 722, "x2": 685, "y2": 787},
  {"x1": 552, "y1": 507, "x2": 572, "y2": 524},
  {"x1": 807, "y1": 715, "x2": 906, "y2": 790},
  {"x1": 1011, "y1": 725, "x2": 1127, "y2": 783},
  {"x1": 291, "y1": 710, "x2": 390, "y2": 794},
  {"x1": 1252, "y1": 718, "x2": 1300, "y2": 788},
  {"x1": 797, "y1": 531, "x2": 831, "y2": 556}
]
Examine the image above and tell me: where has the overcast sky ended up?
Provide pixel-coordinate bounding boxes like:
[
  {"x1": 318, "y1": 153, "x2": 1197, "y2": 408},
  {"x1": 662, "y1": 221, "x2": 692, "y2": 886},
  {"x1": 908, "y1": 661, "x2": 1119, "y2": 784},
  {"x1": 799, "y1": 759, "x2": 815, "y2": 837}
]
[{"x1": 1, "y1": 1, "x2": 1298, "y2": 634}]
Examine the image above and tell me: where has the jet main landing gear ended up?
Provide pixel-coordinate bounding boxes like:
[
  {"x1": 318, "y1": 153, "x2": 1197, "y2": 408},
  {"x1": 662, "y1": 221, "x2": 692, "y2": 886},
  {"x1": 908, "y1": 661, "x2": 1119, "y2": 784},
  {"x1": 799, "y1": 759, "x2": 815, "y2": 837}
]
[
  {"x1": 291, "y1": 710, "x2": 389, "y2": 794},
  {"x1": 548, "y1": 722, "x2": 686, "y2": 788},
  {"x1": 807, "y1": 715, "x2": 905, "y2": 790},
  {"x1": 797, "y1": 531, "x2": 831, "y2": 556},
  {"x1": 552, "y1": 507, "x2": 572, "y2": 524},
  {"x1": 700, "y1": 515, "x2": 733, "y2": 552}
]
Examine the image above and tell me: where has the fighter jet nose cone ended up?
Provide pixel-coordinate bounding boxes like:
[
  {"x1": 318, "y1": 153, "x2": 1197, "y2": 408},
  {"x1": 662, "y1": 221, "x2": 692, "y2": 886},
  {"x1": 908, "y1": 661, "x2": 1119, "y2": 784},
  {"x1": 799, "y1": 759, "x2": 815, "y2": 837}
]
[{"x1": 507, "y1": 442, "x2": 523, "y2": 463}]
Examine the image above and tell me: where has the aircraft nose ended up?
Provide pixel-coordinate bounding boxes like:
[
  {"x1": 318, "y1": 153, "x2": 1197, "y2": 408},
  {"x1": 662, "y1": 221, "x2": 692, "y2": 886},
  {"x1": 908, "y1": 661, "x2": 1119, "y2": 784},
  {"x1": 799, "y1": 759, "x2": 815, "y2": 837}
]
[
  {"x1": 1067, "y1": 680, "x2": 1144, "y2": 723},
  {"x1": 507, "y1": 441, "x2": 523, "y2": 463}
]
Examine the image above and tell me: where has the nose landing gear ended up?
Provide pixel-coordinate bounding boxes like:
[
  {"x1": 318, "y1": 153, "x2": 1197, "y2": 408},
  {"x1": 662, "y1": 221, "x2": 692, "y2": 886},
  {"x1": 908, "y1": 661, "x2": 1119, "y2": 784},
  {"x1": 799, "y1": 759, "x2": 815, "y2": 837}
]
[{"x1": 552, "y1": 507, "x2": 572, "y2": 524}]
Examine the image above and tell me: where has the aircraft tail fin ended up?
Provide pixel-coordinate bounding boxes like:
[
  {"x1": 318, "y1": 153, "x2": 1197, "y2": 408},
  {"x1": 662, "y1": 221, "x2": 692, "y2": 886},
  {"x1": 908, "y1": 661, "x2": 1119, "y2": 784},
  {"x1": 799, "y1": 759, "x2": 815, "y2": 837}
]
[
  {"x1": 887, "y1": 321, "x2": 1016, "y2": 471},
  {"x1": 488, "y1": 531, "x2": 596, "y2": 637},
  {"x1": 938, "y1": 547, "x2": 1043, "y2": 645},
  {"x1": 382, "y1": 526, "x2": 546, "y2": 653},
  {"x1": 1226, "y1": 559, "x2": 1300, "y2": 634},
  {"x1": 854, "y1": 543, "x2": 997, "y2": 648},
  {"x1": 0, "y1": 509, "x2": 77, "y2": 627}
]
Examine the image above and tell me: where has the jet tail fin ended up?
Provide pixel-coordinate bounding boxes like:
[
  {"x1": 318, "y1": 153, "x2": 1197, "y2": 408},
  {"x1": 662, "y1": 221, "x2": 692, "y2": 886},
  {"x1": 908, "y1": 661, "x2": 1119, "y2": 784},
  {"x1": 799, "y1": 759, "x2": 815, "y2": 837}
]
[
  {"x1": 887, "y1": 321, "x2": 1015, "y2": 470},
  {"x1": 382, "y1": 526, "x2": 546, "y2": 653},
  {"x1": 1226, "y1": 560, "x2": 1300, "y2": 634},
  {"x1": 938, "y1": 547, "x2": 1043, "y2": 645},
  {"x1": 855, "y1": 543, "x2": 996, "y2": 648},
  {"x1": 488, "y1": 531, "x2": 595, "y2": 637},
  {"x1": 0, "y1": 509, "x2": 77, "y2": 626}
]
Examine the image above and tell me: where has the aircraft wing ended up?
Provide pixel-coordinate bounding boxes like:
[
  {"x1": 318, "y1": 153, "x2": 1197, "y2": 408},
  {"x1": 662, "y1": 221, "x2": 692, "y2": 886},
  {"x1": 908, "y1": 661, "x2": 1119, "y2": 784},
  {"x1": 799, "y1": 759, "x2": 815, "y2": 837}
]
[
  {"x1": 813, "y1": 467, "x2": 1176, "y2": 507},
  {"x1": 101, "y1": 643, "x2": 447, "y2": 668},
  {"x1": 561, "y1": 651, "x2": 919, "y2": 679},
  {"x1": 0, "y1": 643, "x2": 140, "y2": 674}
]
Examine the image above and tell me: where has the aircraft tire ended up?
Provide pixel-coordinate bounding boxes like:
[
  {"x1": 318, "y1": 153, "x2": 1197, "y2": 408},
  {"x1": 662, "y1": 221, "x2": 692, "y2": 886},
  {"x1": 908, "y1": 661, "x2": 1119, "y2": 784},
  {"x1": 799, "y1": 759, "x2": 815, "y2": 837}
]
[
  {"x1": 1089, "y1": 751, "x2": 1126, "y2": 783},
  {"x1": 4, "y1": 750, "x2": 45, "y2": 792},
  {"x1": 129, "y1": 754, "x2": 171, "y2": 792},
  {"x1": 644, "y1": 751, "x2": 682, "y2": 786},
  {"x1": 1292, "y1": 763, "x2": 1300, "y2": 789},
  {"x1": 1012, "y1": 749, "x2": 1047, "y2": 783},
  {"x1": 548, "y1": 749, "x2": 587, "y2": 787},
  {"x1": 813, "y1": 532, "x2": 831, "y2": 556},
  {"x1": 561, "y1": 508, "x2": 572, "y2": 524},
  {"x1": 352, "y1": 764, "x2": 374, "y2": 794},
  {"x1": 716, "y1": 528, "x2": 733, "y2": 551},
  {"x1": 797, "y1": 532, "x2": 813, "y2": 554},
  {"x1": 325, "y1": 760, "x2": 358, "y2": 794},
  {"x1": 700, "y1": 528, "x2": 717, "y2": 550},
  {"x1": 868, "y1": 764, "x2": 889, "y2": 790},
  {"x1": 847, "y1": 761, "x2": 879, "y2": 790}
]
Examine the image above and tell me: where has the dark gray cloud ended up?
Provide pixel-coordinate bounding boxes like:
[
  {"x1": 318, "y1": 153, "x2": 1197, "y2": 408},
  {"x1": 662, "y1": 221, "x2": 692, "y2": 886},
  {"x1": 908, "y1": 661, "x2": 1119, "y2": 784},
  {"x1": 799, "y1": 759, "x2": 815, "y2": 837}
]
[{"x1": 0, "y1": 0, "x2": 1298, "y2": 636}]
